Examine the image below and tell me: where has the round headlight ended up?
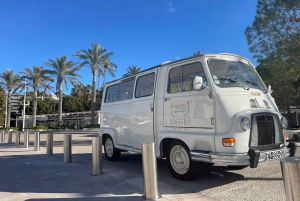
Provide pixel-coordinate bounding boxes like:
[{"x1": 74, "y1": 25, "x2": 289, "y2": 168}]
[
  {"x1": 241, "y1": 117, "x2": 250, "y2": 131},
  {"x1": 281, "y1": 117, "x2": 288, "y2": 129}
]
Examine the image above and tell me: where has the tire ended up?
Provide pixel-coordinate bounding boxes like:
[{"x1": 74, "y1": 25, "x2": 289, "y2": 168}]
[
  {"x1": 104, "y1": 136, "x2": 121, "y2": 161},
  {"x1": 227, "y1": 165, "x2": 248, "y2": 170},
  {"x1": 166, "y1": 140, "x2": 199, "y2": 181}
]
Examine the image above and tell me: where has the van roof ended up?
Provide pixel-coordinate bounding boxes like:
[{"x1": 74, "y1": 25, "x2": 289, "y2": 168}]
[{"x1": 105, "y1": 53, "x2": 251, "y2": 85}]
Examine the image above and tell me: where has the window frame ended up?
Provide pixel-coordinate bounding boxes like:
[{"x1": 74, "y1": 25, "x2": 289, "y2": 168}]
[
  {"x1": 167, "y1": 62, "x2": 206, "y2": 94},
  {"x1": 134, "y1": 72, "x2": 156, "y2": 98}
]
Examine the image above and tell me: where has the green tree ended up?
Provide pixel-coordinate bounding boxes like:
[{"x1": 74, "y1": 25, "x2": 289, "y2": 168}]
[
  {"x1": 245, "y1": 0, "x2": 300, "y2": 126},
  {"x1": 71, "y1": 84, "x2": 92, "y2": 110},
  {"x1": 45, "y1": 56, "x2": 82, "y2": 124},
  {"x1": 123, "y1": 65, "x2": 141, "y2": 77},
  {"x1": 74, "y1": 44, "x2": 117, "y2": 124},
  {"x1": 193, "y1": 51, "x2": 201, "y2": 56},
  {"x1": 21, "y1": 66, "x2": 54, "y2": 126},
  {"x1": 62, "y1": 95, "x2": 85, "y2": 112},
  {"x1": 0, "y1": 69, "x2": 23, "y2": 127}
]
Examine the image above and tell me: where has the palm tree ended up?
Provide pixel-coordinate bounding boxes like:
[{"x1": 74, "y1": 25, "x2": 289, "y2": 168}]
[
  {"x1": 123, "y1": 65, "x2": 141, "y2": 77},
  {"x1": 21, "y1": 66, "x2": 54, "y2": 127},
  {"x1": 74, "y1": 43, "x2": 117, "y2": 124},
  {"x1": 45, "y1": 56, "x2": 82, "y2": 125},
  {"x1": 0, "y1": 69, "x2": 23, "y2": 127},
  {"x1": 193, "y1": 51, "x2": 201, "y2": 56}
]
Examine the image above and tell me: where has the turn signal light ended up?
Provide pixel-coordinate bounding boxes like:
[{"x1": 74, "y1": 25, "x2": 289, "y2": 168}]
[
  {"x1": 223, "y1": 138, "x2": 235, "y2": 147},
  {"x1": 286, "y1": 134, "x2": 289, "y2": 140}
]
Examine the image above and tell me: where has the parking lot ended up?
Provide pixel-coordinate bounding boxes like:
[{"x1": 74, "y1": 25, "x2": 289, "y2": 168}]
[{"x1": 0, "y1": 132, "x2": 299, "y2": 201}]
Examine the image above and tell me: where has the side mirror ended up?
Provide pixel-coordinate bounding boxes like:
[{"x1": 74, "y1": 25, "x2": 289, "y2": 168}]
[
  {"x1": 268, "y1": 85, "x2": 273, "y2": 94},
  {"x1": 193, "y1": 76, "x2": 203, "y2": 91}
]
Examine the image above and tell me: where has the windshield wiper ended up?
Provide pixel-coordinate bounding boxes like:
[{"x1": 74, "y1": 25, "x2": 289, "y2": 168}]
[
  {"x1": 246, "y1": 80, "x2": 258, "y2": 86},
  {"x1": 219, "y1": 78, "x2": 236, "y2": 83}
]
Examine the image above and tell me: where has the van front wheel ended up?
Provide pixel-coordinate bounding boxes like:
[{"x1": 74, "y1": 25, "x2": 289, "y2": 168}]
[
  {"x1": 104, "y1": 136, "x2": 120, "y2": 161},
  {"x1": 166, "y1": 140, "x2": 199, "y2": 181}
]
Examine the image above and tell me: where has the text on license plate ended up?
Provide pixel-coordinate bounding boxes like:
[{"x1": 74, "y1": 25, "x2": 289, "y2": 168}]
[{"x1": 266, "y1": 150, "x2": 284, "y2": 161}]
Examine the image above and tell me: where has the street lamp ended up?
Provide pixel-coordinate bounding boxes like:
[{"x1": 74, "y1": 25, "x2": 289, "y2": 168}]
[
  {"x1": 22, "y1": 78, "x2": 29, "y2": 131},
  {"x1": 4, "y1": 93, "x2": 7, "y2": 128}
]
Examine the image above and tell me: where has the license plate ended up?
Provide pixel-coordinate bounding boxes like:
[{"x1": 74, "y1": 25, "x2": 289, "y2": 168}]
[{"x1": 266, "y1": 150, "x2": 284, "y2": 161}]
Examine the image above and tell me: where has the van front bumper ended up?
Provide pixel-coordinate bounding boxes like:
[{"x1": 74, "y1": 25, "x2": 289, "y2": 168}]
[{"x1": 190, "y1": 143, "x2": 296, "y2": 168}]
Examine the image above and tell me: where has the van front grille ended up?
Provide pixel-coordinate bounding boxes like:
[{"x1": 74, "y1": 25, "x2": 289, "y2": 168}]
[{"x1": 250, "y1": 114, "x2": 283, "y2": 151}]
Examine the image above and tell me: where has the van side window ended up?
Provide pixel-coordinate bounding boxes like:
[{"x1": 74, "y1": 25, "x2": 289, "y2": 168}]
[
  {"x1": 135, "y1": 73, "x2": 155, "y2": 98},
  {"x1": 105, "y1": 84, "x2": 119, "y2": 102},
  {"x1": 168, "y1": 62, "x2": 206, "y2": 93},
  {"x1": 168, "y1": 66, "x2": 182, "y2": 93},
  {"x1": 119, "y1": 79, "x2": 135, "y2": 101}
]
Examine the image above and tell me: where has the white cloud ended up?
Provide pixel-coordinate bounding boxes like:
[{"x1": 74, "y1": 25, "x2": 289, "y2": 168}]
[{"x1": 167, "y1": 1, "x2": 176, "y2": 12}]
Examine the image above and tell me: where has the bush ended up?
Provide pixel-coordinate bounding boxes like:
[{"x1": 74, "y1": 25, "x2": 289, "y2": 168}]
[
  {"x1": 81, "y1": 124, "x2": 100, "y2": 129},
  {"x1": 25, "y1": 126, "x2": 48, "y2": 130},
  {"x1": 0, "y1": 127, "x2": 18, "y2": 131},
  {"x1": 48, "y1": 125, "x2": 73, "y2": 130}
]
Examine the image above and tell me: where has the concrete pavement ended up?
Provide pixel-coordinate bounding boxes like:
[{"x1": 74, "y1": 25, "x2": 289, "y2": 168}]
[{"x1": 0, "y1": 133, "x2": 214, "y2": 201}]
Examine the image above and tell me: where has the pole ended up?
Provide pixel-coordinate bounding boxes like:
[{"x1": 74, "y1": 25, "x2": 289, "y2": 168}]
[
  {"x1": 34, "y1": 132, "x2": 40, "y2": 151},
  {"x1": 142, "y1": 142, "x2": 161, "y2": 201},
  {"x1": 92, "y1": 136, "x2": 103, "y2": 175},
  {"x1": 7, "y1": 130, "x2": 12, "y2": 144},
  {"x1": 1, "y1": 130, "x2": 4, "y2": 142},
  {"x1": 4, "y1": 94, "x2": 7, "y2": 128},
  {"x1": 64, "y1": 135, "x2": 72, "y2": 163},
  {"x1": 22, "y1": 79, "x2": 26, "y2": 131},
  {"x1": 24, "y1": 131, "x2": 29, "y2": 148},
  {"x1": 46, "y1": 133, "x2": 53, "y2": 156},
  {"x1": 280, "y1": 157, "x2": 300, "y2": 201},
  {"x1": 15, "y1": 131, "x2": 20, "y2": 146}
]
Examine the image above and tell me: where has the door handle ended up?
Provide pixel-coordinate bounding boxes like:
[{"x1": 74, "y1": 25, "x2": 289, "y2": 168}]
[
  {"x1": 150, "y1": 103, "x2": 153, "y2": 112},
  {"x1": 164, "y1": 98, "x2": 170, "y2": 101}
]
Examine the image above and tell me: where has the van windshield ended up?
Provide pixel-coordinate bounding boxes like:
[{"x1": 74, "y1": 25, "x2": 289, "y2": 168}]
[{"x1": 208, "y1": 59, "x2": 267, "y2": 91}]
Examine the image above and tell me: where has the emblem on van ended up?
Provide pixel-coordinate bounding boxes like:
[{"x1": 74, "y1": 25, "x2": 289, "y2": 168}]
[{"x1": 170, "y1": 101, "x2": 190, "y2": 118}]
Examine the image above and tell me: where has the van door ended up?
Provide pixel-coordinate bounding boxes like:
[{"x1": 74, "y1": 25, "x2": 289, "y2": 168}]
[
  {"x1": 131, "y1": 69, "x2": 157, "y2": 150},
  {"x1": 163, "y1": 62, "x2": 214, "y2": 128}
]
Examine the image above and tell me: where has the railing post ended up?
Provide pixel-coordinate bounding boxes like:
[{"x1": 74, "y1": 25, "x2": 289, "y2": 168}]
[
  {"x1": 280, "y1": 157, "x2": 300, "y2": 201},
  {"x1": 34, "y1": 132, "x2": 40, "y2": 151},
  {"x1": 142, "y1": 142, "x2": 161, "y2": 201},
  {"x1": 64, "y1": 134, "x2": 72, "y2": 163},
  {"x1": 7, "y1": 130, "x2": 12, "y2": 144},
  {"x1": 15, "y1": 131, "x2": 20, "y2": 146},
  {"x1": 47, "y1": 133, "x2": 53, "y2": 156},
  {"x1": 0, "y1": 130, "x2": 4, "y2": 143},
  {"x1": 92, "y1": 136, "x2": 103, "y2": 175},
  {"x1": 24, "y1": 131, "x2": 29, "y2": 148}
]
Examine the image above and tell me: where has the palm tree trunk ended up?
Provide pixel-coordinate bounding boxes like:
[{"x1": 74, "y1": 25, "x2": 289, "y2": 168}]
[
  {"x1": 6, "y1": 91, "x2": 11, "y2": 127},
  {"x1": 32, "y1": 88, "x2": 37, "y2": 127},
  {"x1": 91, "y1": 69, "x2": 97, "y2": 124},
  {"x1": 58, "y1": 81, "x2": 63, "y2": 125}
]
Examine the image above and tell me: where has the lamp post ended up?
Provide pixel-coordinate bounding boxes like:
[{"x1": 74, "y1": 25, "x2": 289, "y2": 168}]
[
  {"x1": 4, "y1": 93, "x2": 7, "y2": 128},
  {"x1": 22, "y1": 79, "x2": 26, "y2": 131}
]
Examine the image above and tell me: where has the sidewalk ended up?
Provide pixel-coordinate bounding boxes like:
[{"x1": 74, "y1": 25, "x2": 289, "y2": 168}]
[{"x1": 0, "y1": 134, "x2": 214, "y2": 201}]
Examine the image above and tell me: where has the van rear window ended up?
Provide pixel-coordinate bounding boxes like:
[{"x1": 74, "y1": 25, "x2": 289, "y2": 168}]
[{"x1": 104, "y1": 79, "x2": 135, "y2": 103}]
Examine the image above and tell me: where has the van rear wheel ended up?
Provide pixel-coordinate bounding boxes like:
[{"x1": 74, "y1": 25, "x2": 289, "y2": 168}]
[
  {"x1": 166, "y1": 140, "x2": 199, "y2": 181},
  {"x1": 104, "y1": 136, "x2": 120, "y2": 161}
]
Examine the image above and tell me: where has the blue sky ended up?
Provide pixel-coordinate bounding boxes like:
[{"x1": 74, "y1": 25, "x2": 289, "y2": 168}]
[{"x1": 0, "y1": 0, "x2": 257, "y2": 94}]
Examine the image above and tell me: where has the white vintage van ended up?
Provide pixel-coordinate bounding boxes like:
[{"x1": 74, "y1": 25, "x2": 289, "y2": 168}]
[{"x1": 100, "y1": 53, "x2": 297, "y2": 181}]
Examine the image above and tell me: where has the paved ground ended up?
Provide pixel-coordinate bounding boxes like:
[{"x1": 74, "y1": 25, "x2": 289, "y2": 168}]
[{"x1": 0, "y1": 132, "x2": 299, "y2": 201}]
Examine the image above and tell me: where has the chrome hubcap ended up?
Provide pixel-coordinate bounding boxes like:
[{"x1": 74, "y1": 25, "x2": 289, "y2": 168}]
[
  {"x1": 105, "y1": 138, "x2": 114, "y2": 157},
  {"x1": 170, "y1": 145, "x2": 189, "y2": 174}
]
